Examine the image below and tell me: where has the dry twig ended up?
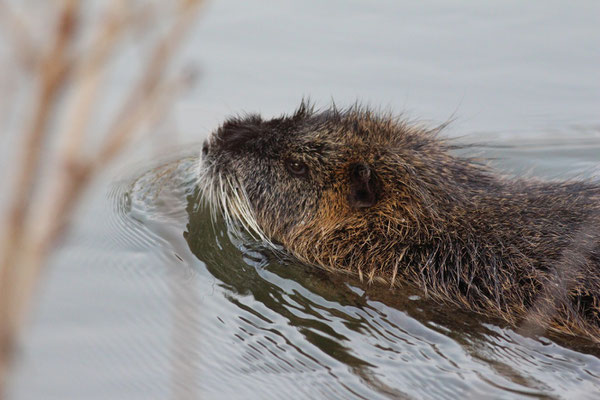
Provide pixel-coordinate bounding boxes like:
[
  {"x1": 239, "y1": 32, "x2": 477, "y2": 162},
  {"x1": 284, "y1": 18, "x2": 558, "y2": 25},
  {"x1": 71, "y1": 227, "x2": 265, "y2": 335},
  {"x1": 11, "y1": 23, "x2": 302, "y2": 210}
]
[
  {"x1": 0, "y1": 1, "x2": 202, "y2": 396},
  {"x1": 0, "y1": 0, "x2": 39, "y2": 70}
]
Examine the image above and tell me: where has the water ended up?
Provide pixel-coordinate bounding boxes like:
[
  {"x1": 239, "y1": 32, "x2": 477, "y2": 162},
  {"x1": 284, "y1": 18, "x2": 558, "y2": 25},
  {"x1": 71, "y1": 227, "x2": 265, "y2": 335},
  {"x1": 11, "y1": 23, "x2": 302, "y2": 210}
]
[{"x1": 7, "y1": 1, "x2": 600, "y2": 399}]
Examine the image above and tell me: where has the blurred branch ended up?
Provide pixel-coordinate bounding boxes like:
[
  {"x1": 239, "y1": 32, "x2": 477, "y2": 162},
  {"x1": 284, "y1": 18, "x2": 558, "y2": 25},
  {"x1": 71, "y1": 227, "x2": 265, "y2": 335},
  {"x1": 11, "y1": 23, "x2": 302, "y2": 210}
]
[
  {"x1": 0, "y1": 1, "x2": 40, "y2": 69},
  {"x1": 98, "y1": 0, "x2": 201, "y2": 164},
  {"x1": 0, "y1": 0, "x2": 79, "y2": 364},
  {"x1": 60, "y1": 0, "x2": 127, "y2": 157},
  {"x1": 0, "y1": 0, "x2": 203, "y2": 396}
]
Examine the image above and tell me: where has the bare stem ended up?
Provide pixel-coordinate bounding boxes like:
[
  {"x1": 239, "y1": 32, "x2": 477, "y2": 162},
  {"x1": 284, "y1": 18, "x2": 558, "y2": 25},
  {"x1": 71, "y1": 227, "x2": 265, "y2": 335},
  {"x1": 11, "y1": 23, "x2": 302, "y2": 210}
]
[
  {"x1": 0, "y1": 2, "x2": 79, "y2": 380},
  {"x1": 0, "y1": 1, "x2": 40, "y2": 70},
  {"x1": 0, "y1": 0, "x2": 202, "y2": 396},
  {"x1": 99, "y1": 0, "x2": 202, "y2": 164}
]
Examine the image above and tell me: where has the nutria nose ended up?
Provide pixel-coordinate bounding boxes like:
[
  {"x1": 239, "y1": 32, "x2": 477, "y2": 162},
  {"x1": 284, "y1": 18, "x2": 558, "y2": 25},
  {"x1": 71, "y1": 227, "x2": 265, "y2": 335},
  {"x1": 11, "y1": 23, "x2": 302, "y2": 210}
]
[{"x1": 215, "y1": 119, "x2": 261, "y2": 152}]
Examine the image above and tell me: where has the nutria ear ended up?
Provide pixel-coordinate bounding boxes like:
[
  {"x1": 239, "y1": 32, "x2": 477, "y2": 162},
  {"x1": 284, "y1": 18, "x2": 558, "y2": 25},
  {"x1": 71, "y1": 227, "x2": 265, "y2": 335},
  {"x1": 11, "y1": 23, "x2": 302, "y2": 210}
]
[{"x1": 348, "y1": 163, "x2": 378, "y2": 209}]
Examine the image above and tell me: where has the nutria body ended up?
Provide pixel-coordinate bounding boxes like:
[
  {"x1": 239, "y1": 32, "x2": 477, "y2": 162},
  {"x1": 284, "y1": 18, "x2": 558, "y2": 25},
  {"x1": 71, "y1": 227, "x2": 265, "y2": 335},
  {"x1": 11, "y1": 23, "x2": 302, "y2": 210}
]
[{"x1": 199, "y1": 102, "x2": 600, "y2": 340}]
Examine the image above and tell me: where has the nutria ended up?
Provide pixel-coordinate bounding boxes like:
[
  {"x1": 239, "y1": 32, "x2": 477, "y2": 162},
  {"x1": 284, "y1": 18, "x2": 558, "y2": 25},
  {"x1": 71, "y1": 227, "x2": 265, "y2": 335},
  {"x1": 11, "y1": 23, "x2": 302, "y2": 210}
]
[{"x1": 198, "y1": 102, "x2": 600, "y2": 341}]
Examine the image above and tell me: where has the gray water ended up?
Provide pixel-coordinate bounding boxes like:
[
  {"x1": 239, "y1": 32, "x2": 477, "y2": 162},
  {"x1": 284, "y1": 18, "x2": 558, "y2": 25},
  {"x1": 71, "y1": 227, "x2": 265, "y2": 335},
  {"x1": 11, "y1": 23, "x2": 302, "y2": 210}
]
[{"x1": 7, "y1": 1, "x2": 600, "y2": 399}]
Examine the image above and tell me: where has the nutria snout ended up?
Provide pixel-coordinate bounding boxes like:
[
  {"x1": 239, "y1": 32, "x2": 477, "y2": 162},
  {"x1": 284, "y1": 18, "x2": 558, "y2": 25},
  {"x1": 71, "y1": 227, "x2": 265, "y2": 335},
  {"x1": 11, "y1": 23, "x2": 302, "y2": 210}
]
[{"x1": 198, "y1": 101, "x2": 600, "y2": 341}]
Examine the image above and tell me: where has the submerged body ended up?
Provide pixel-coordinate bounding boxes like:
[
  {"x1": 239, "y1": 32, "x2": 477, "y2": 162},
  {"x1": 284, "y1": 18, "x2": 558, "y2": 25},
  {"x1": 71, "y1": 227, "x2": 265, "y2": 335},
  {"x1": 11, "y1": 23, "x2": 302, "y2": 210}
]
[{"x1": 200, "y1": 103, "x2": 600, "y2": 340}]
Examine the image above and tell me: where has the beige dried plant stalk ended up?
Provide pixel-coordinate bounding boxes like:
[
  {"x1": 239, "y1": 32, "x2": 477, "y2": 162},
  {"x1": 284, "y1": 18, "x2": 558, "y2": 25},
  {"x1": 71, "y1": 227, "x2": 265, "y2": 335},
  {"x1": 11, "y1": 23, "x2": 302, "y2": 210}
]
[{"x1": 0, "y1": 0, "x2": 202, "y2": 396}]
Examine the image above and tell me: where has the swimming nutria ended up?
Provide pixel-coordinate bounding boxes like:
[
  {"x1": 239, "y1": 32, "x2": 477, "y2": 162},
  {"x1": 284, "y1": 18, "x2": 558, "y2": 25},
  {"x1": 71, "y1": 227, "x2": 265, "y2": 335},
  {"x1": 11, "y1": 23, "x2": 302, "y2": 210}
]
[{"x1": 199, "y1": 102, "x2": 600, "y2": 341}]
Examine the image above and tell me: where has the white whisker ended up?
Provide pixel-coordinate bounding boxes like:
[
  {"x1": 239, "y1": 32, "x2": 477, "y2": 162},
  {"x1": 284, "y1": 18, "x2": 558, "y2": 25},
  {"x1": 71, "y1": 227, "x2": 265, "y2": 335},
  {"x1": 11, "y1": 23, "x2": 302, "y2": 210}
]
[{"x1": 197, "y1": 159, "x2": 274, "y2": 247}]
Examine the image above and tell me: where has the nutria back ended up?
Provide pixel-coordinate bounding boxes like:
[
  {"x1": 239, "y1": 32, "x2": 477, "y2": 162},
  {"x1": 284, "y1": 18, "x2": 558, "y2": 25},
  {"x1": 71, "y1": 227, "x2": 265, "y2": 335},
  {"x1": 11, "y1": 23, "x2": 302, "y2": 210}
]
[{"x1": 199, "y1": 102, "x2": 600, "y2": 341}]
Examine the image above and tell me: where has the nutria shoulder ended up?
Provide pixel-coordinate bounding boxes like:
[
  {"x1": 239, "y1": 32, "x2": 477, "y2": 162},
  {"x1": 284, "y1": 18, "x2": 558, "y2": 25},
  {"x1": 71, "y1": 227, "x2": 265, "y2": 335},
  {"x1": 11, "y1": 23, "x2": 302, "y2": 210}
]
[{"x1": 199, "y1": 102, "x2": 600, "y2": 341}]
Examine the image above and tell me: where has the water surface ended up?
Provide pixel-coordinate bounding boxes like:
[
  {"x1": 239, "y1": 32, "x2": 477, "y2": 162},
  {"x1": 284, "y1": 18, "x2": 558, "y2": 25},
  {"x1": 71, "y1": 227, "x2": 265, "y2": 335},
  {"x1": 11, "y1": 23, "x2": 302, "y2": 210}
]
[{"x1": 7, "y1": 1, "x2": 600, "y2": 399}]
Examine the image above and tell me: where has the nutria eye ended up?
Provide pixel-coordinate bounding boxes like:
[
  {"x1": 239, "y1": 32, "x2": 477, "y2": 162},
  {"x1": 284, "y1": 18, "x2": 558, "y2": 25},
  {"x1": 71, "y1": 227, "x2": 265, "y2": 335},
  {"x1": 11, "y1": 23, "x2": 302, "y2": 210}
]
[{"x1": 285, "y1": 158, "x2": 308, "y2": 177}]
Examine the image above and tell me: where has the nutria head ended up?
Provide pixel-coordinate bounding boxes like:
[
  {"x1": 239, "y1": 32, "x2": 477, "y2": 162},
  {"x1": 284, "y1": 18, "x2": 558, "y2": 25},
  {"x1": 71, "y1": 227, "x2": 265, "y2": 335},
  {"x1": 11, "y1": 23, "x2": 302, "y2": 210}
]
[{"x1": 199, "y1": 102, "x2": 486, "y2": 281}]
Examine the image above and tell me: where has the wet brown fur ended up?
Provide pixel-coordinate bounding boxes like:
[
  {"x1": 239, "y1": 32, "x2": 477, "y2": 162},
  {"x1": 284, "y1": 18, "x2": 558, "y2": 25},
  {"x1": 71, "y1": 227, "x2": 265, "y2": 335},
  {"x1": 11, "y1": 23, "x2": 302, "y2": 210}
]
[{"x1": 201, "y1": 102, "x2": 600, "y2": 341}]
